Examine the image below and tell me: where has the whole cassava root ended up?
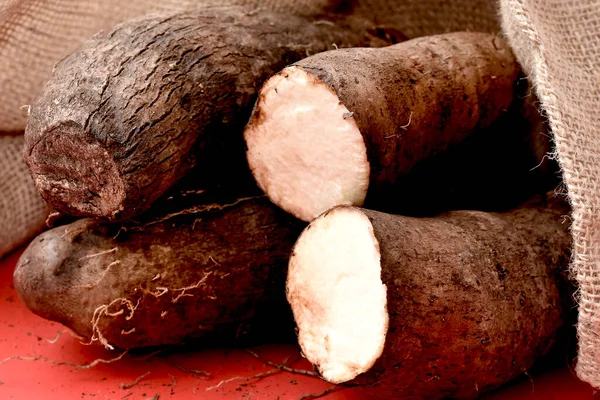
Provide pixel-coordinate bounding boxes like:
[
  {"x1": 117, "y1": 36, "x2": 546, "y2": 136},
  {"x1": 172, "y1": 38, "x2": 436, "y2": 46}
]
[
  {"x1": 24, "y1": 7, "x2": 391, "y2": 221},
  {"x1": 13, "y1": 194, "x2": 303, "y2": 349},
  {"x1": 245, "y1": 32, "x2": 521, "y2": 222},
  {"x1": 287, "y1": 194, "x2": 571, "y2": 399}
]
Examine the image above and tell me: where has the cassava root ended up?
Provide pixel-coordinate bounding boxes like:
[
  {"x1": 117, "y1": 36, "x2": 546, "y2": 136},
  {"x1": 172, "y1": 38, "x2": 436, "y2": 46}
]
[
  {"x1": 23, "y1": 6, "x2": 392, "y2": 221},
  {"x1": 287, "y1": 193, "x2": 572, "y2": 399},
  {"x1": 14, "y1": 193, "x2": 303, "y2": 349},
  {"x1": 245, "y1": 32, "x2": 521, "y2": 221}
]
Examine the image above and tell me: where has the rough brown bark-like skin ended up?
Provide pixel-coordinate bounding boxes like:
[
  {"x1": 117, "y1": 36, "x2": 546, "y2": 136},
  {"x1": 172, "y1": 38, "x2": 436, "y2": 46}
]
[
  {"x1": 302, "y1": 195, "x2": 571, "y2": 399},
  {"x1": 13, "y1": 194, "x2": 304, "y2": 349},
  {"x1": 23, "y1": 6, "x2": 389, "y2": 221},
  {"x1": 254, "y1": 33, "x2": 521, "y2": 206}
]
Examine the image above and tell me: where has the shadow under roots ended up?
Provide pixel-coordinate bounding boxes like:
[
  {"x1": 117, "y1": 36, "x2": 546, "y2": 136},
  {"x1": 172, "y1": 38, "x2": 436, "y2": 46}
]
[{"x1": 364, "y1": 97, "x2": 562, "y2": 217}]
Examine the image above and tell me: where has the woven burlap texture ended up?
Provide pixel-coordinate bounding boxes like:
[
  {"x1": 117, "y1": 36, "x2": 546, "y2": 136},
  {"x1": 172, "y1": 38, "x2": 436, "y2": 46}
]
[
  {"x1": 355, "y1": 0, "x2": 499, "y2": 38},
  {"x1": 0, "y1": 135, "x2": 50, "y2": 259},
  {"x1": 500, "y1": 0, "x2": 600, "y2": 387}
]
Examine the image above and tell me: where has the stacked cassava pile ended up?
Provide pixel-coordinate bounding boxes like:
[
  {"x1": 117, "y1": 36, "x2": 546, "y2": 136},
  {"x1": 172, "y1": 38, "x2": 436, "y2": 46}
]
[{"x1": 2, "y1": 0, "x2": 598, "y2": 397}]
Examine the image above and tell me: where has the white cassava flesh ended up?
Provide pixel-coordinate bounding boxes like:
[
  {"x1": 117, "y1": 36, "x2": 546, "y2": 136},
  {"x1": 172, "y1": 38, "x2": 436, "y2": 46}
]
[
  {"x1": 245, "y1": 66, "x2": 369, "y2": 222},
  {"x1": 286, "y1": 207, "x2": 388, "y2": 383}
]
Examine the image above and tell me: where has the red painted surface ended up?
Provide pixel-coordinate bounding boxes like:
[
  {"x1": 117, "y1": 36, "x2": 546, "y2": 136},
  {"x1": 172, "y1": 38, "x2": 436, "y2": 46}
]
[{"x1": 0, "y1": 248, "x2": 598, "y2": 400}]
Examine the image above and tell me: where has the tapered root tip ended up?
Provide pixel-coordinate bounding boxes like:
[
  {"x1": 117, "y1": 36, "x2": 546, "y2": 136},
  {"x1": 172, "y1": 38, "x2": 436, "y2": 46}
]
[
  {"x1": 13, "y1": 227, "x2": 71, "y2": 322},
  {"x1": 25, "y1": 122, "x2": 126, "y2": 219},
  {"x1": 286, "y1": 206, "x2": 388, "y2": 383},
  {"x1": 245, "y1": 66, "x2": 370, "y2": 222}
]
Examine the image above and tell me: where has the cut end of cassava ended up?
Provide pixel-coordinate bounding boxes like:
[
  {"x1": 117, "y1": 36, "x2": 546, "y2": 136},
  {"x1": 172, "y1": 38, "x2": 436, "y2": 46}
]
[
  {"x1": 287, "y1": 207, "x2": 388, "y2": 383},
  {"x1": 25, "y1": 122, "x2": 126, "y2": 219},
  {"x1": 245, "y1": 66, "x2": 369, "y2": 222}
]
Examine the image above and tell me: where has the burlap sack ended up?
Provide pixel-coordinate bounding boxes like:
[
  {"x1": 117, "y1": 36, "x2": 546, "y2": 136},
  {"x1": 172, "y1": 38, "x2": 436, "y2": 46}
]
[
  {"x1": 353, "y1": 0, "x2": 500, "y2": 37},
  {"x1": 0, "y1": 135, "x2": 50, "y2": 259},
  {"x1": 500, "y1": 0, "x2": 600, "y2": 387}
]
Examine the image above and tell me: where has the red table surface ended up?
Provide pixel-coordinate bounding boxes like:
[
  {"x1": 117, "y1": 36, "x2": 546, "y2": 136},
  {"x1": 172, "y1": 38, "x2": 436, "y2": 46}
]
[{"x1": 0, "y1": 249, "x2": 598, "y2": 400}]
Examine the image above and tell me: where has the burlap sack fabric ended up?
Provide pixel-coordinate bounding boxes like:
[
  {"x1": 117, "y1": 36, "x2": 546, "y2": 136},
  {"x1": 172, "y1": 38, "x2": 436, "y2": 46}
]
[
  {"x1": 0, "y1": 135, "x2": 49, "y2": 258},
  {"x1": 500, "y1": 0, "x2": 600, "y2": 388},
  {"x1": 1, "y1": 0, "x2": 598, "y2": 388}
]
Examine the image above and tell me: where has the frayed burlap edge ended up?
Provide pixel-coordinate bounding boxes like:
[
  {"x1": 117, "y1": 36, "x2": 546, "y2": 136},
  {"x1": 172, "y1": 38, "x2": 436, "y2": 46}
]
[{"x1": 500, "y1": 0, "x2": 600, "y2": 387}]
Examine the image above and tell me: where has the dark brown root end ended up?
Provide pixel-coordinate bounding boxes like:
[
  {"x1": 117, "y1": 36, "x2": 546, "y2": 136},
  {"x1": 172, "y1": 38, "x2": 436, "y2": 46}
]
[{"x1": 25, "y1": 122, "x2": 125, "y2": 219}]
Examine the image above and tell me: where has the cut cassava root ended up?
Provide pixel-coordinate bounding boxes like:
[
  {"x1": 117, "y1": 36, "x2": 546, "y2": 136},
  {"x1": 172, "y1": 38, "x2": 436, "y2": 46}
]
[
  {"x1": 13, "y1": 195, "x2": 303, "y2": 349},
  {"x1": 245, "y1": 32, "x2": 521, "y2": 221},
  {"x1": 23, "y1": 6, "x2": 392, "y2": 221},
  {"x1": 287, "y1": 194, "x2": 571, "y2": 399}
]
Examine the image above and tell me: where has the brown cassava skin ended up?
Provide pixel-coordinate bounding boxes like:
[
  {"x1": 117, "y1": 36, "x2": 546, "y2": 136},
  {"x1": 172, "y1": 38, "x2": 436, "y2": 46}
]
[
  {"x1": 23, "y1": 6, "x2": 391, "y2": 221},
  {"x1": 248, "y1": 33, "x2": 521, "y2": 211},
  {"x1": 292, "y1": 195, "x2": 572, "y2": 399},
  {"x1": 13, "y1": 195, "x2": 303, "y2": 349}
]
